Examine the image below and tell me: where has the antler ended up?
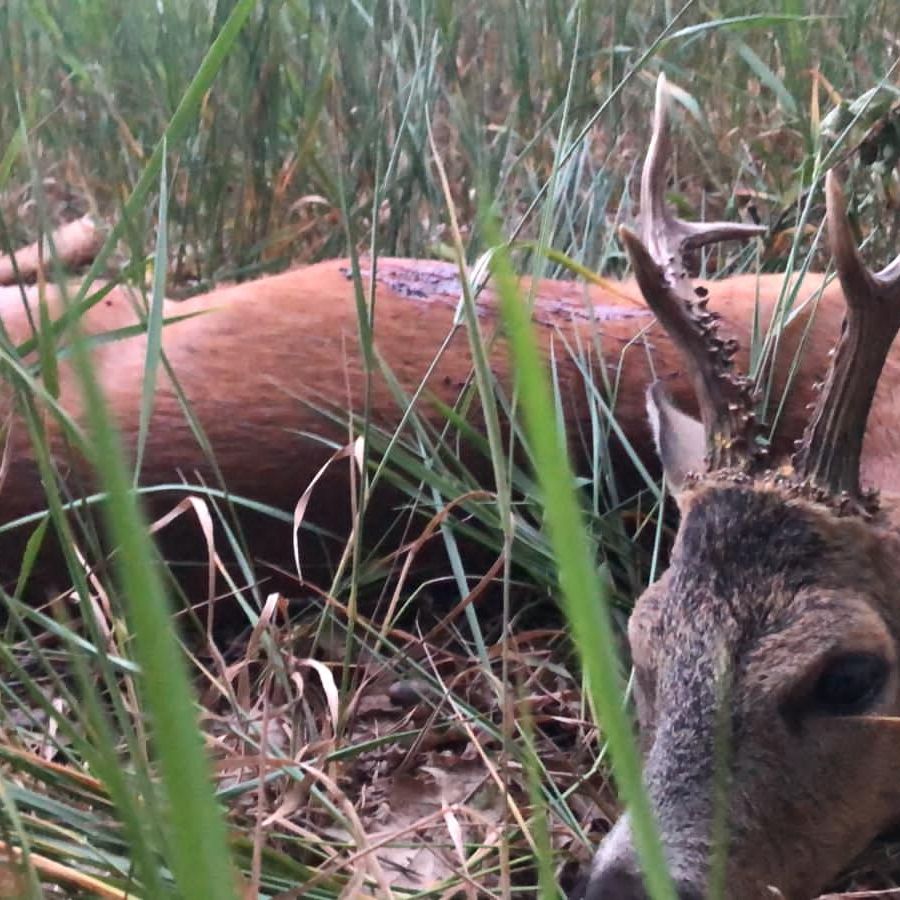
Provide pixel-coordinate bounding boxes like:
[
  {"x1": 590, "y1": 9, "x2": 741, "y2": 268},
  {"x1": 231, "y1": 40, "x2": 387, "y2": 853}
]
[
  {"x1": 619, "y1": 74, "x2": 766, "y2": 472},
  {"x1": 793, "y1": 170, "x2": 900, "y2": 501}
]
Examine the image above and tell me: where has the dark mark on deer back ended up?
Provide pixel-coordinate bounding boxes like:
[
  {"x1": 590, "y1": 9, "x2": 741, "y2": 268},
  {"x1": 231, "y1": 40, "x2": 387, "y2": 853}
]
[{"x1": 340, "y1": 259, "x2": 652, "y2": 332}]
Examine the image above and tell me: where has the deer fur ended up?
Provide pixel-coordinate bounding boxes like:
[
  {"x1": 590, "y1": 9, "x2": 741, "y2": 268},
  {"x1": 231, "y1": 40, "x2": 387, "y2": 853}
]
[
  {"x1": 585, "y1": 476, "x2": 900, "y2": 899},
  {"x1": 5, "y1": 261, "x2": 898, "y2": 583}
]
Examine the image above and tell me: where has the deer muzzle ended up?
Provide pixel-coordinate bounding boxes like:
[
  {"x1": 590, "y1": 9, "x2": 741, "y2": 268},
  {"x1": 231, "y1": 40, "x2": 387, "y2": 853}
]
[{"x1": 581, "y1": 813, "x2": 707, "y2": 900}]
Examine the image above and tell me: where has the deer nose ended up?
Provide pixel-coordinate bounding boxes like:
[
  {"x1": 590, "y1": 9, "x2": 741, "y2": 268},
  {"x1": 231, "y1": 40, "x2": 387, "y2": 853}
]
[
  {"x1": 582, "y1": 861, "x2": 646, "y2": 899},
  {"x1": 583, "y1": 862, "x2": 705, "y2": 900}
]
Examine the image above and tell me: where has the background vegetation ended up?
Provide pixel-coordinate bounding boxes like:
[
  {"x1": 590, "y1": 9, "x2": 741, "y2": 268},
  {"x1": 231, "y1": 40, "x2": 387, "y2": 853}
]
[{"x1": 0, "y1": 0, "x2": 899, "y2": 897}]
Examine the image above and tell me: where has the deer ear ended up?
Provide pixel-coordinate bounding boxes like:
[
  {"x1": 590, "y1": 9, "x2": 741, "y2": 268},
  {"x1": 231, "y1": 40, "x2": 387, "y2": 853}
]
[{"x1": 646, "y1": 381, "x2": 705, "y2": 495}]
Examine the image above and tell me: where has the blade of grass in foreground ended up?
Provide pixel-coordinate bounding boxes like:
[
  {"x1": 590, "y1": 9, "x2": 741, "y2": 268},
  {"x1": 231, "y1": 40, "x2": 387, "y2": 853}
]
[
  {"x1": 134, "y1": 140, "x2": 169, "y2": 484},
  {"x1": 67, "y1": 246, "x2": 239, "y2": 900},
  {"x1": 485, "y1": 220, "x2": 675, "y2": 899},
  {"x1": 33, "y1": 6, "x2": 264, "y2": 899}
]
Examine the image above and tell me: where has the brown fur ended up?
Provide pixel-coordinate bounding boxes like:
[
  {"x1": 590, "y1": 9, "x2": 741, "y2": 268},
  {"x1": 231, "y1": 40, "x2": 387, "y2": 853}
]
[
  {"x1": 4, "y1": 260, "x2": 899, "y2": 580},
  {"x1": 584, "y1": 479, "x2": 900, "y2": 899}
]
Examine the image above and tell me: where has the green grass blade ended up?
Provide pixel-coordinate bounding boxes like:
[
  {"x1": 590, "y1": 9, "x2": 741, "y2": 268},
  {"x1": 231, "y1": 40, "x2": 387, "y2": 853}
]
[
  {"x1": 68, "y1": 286, "x2": 239, "y2": 900},
  {"x1": 134, "y1": 139, "x2": 169, "y2": 483},
  {"x1": 486, "y1": 225, "x2": 675, "y2": 899}
]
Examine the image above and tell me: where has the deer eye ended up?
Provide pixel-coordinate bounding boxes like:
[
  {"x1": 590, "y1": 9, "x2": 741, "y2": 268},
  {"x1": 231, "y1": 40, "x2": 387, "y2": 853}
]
[{"x1": 811, "y1": 653, "x2": 889, "y2": 716}]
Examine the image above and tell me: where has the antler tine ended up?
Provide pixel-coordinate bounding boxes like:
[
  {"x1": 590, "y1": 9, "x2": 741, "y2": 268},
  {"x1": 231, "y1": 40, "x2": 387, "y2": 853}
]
[
  {"x1": 640, "y1": 74, "x2": 766, "y2": 261},
  {"x1": 622, "y1": 74, "x2": 766, "y2": 472},
  {"x1": 794, "y1": 170, "x2": 900, "y2": 501}
]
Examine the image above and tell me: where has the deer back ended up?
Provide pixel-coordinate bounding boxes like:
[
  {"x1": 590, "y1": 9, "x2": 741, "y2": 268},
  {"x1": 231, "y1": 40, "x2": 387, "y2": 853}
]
[{"x1": 0, "y1": 252, "x2": 865, "y2": 592}]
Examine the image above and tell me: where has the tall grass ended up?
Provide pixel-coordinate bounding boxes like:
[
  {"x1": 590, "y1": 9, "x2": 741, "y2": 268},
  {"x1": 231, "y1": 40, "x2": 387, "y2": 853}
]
[
  {"x1": 0, "y1": 1, "x2": 898, "y2": 897},
  {"x1": 4, "y1": 1, "x2": 898, "y2": 279}
]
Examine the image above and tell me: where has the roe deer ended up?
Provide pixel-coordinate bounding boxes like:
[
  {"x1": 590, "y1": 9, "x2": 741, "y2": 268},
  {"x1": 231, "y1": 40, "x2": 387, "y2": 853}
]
[
  {"x1": 582, "y1": 76, "x2": 900, "y2": 900},
  {"x1": 3, "y1": 84, "x2": 900, "y2": 599}
]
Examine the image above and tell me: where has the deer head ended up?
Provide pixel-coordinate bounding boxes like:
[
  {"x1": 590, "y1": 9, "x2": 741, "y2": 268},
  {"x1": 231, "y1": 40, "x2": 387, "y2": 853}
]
[{"x1": 583, "y1": 76, "x2": 900, "y2": 900}]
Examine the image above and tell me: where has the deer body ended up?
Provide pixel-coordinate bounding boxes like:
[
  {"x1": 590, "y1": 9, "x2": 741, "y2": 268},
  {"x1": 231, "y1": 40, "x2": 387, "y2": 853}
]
[{"x1": 5, "y1": 262, "x2": 898, "y2": 533}]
